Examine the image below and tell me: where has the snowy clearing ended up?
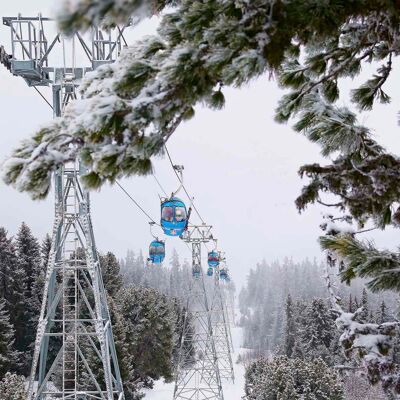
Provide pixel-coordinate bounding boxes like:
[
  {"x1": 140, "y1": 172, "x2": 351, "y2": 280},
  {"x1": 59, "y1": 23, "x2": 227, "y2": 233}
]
[{"x1": 144, "y1": 325, "x2": 246, "y2": 400}]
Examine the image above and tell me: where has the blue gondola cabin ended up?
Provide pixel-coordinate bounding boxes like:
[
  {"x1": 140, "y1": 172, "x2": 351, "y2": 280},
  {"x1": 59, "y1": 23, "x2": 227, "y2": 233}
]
[
  {"x1": 149, "y1": 240, "x2": 165, "y2": 264},
  {"x1": 192, "y1": 265, "x2": 201, "y2": 279},
  {"x1": 220, "y1": 268, "x2": 228, "y2": 281},
  {"x1": 208, "y1": 251, "x2": 219, "y2": 267},
  {"x1": 160, "y1": 197, "x2": 187, "y2": 236}
]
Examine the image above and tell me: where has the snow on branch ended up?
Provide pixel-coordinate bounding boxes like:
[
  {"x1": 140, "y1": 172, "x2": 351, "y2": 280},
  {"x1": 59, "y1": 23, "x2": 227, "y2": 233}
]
[
  {"x1": 56, "y1": 0, "x2": 177, "y2": 33},
  {"x1": 321, "y1": 234, "x2": 400, "y2": 292},
  {"x1": 324, "y1": 260, "x2": 400, "y2": 395}
]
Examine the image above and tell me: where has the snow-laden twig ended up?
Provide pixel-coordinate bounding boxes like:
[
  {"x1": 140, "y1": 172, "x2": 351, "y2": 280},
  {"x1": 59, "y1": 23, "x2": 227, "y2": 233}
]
[{"x1": 324, "y1": 260, "x2": 400, "y2": 396}]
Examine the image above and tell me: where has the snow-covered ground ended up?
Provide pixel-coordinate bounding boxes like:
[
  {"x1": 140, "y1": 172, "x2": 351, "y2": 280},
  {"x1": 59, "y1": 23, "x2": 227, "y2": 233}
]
[{"x1": 144, "y1": 324, "x2": 247, "y2": 400}]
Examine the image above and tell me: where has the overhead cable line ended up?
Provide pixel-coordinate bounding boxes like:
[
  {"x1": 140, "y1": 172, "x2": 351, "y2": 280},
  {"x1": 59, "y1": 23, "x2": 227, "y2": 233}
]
[
  {"x1": 163, "y1": 145, "x2": 220, "y2": 254},
  {"x1": 164, "y1": 144, "x2": 206, "y2": 224},
  {"x1": 33, "y1": 86, "x2": 54, "y2": 110},
  {"x1": 115, "y1": 180, "x2": 160, "y2": 226},
  {"x1": 152, "y1": 171, "x2": 168, "y2": 197}
]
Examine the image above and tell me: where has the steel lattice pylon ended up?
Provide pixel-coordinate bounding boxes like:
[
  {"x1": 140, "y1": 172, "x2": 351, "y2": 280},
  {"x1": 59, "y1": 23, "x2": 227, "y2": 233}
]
[
  {"x1": 2, "y1": 16, "x2": 127, "y2": 400},
  {"x1": 209, "y1": 264, "x2": 234, "y2": 382},
  {"x1": 173, "y1": 225, "x2": 224, "y2": 400},
  {"x1": 221, "y1": 285, "x2": 235, "y2": 354},
  {"x1": 218, "y1": 256, "x2": 235, "y2": 355}
]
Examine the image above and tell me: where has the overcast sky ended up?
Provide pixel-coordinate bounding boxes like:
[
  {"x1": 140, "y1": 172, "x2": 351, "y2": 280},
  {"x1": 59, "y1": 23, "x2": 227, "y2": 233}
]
[{"x1": 1, "y1": 1, "x2": 400, "y2": 287}]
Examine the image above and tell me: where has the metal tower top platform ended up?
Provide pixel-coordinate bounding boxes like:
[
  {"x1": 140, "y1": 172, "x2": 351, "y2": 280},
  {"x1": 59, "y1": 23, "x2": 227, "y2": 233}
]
[{"x1": 2, "y1": 14, "x2": 128, "y2": 87}]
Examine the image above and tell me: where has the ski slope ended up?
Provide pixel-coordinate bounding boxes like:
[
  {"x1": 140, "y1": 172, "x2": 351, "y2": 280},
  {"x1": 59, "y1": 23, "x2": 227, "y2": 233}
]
[{"x1": 144, "y1": 325, "x2": 246, "y2": 400}]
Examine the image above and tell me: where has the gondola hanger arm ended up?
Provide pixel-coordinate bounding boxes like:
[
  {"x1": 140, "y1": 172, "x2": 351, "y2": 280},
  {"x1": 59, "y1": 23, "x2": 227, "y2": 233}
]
[{"x1": 171, "y1": 165, "x2": 184, "y2": 197}]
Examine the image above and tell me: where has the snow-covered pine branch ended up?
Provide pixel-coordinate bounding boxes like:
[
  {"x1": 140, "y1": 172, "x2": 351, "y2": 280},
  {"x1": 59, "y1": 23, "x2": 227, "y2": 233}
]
[
  {"x1": 324, "y1": 260, "x2": 400, "y2": 396},
  {"x1": 3, "y1": 1, "x2": 400, "y2": 198},
  {"x1": 322, "y1": 234, "x2": 400, "y2": 292},
  {"x1": 56, "y1": 0, "x2": 177, "y2": 33}
]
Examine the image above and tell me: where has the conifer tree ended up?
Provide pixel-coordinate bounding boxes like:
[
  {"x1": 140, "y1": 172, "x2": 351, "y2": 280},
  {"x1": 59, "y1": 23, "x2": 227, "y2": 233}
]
[
  {"x1": 0, "y1": 228, "x2": 17, "y2": 305},
  {"x1": 79, "y1": 294, "x2": 143, "y2": 399},
  {"x1": 13, "y1": 222, "x2": 41, "y2": 372},
  {"x1": 269, "y1": 308, "x2": 283, "y2": 352},
  {"x1": 116, "y1": 285, "x2": 175, "y2": 387},
  {"x1": 354, "y1": 296, "x2": 359, "y2": 310},
  {"x1": 99, "y1": 251, "x2": 124, "y2": 297},
  {"x1": 376, "y1": 300, "x2": 390, "y2": 324},
  {"x1": 0, "y1": 298, "x2": 18, "y2": 379},
  {"x1": 283, "y1": 294, "x2": 296, "y2": 357},
  {"x1": 291, "y1": 338, "x2": 304, "y2": 360},
  {"x1": 348, "y1": 294, "x2": 356, "y2": 313},
  {"x1": 302, "y1": 298, "x2": 335, "y2": 363},
  {"x1": 329, "y1": 325, "x2": 346, "y2": 367},
  {"x1": 0, "y1": 372, "x2": 25, "y2": 400},
  {"x1": 358, "y1": 288, "x2": 370, "y2": 323},
  {"x1": 6, "y1": 267, "x2": 25, "y2": 375},
  {"x1": 245, "y1": 356, "x2": 344, "y2": 400},
  {"x1": 109, "y1": 296, "x2": 144, "y2": 400},
  {"x1": 15, "y1": 222, "x2": 41, "y2": 301},
  {"x1": 280, "y1": 376, "x2": 300, "y2": 400},
  {"x1": 40, "y1": 234, "x2": 52, "y2": 271}
]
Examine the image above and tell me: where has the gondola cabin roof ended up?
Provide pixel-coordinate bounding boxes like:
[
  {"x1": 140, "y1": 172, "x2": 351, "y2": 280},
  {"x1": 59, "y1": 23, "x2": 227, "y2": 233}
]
[
  {"x1": 149, "y1": 240, "x2": 165, "y2": 248},
  {"x1": 161, "y1": 197, "x2": 186, "y2": 207}
]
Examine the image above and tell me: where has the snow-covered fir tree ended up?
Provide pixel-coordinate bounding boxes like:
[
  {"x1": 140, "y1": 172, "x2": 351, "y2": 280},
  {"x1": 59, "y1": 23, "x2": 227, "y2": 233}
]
[
  {"x1": 109, "y1": 296, "x2": 144, "y2": 400},
  {"x1": 347, "y1": 294, "x2": 356, "y2": 313},
  {"x1": 244, "y1": 356, "x2": 344, "y2": 400},
  {"x1": 376, "y1": 300, "x2": 391, "y2": 324},
  {"x1": 116, "y1": 285, "x2": 175, "y2": 386},
  {"x1": 283, "y1": 294, "x2": 296, "y2": 358},
  {"x1": 0, "y1": 372, "x2": 25, "y2": 400},
  {"x1": 13, "y1": 222, "x2": 41, "y2": 373},
  {"x1": 0, "y1": 228, "x2": 18, "y2": 306},
  {"x1": 302, "y1": 298, "x2": 335, "y2": 363},
  {"x1": 0, "y1": 298, "x2": 18, "y2": 379},
  {"x1": 40, "y1": 233, "x2": 51, "y2": 268},
  {"x1": 357, "y1": 288, "x2": 369, "y2": 323},
  {"x1": 15, "y1": 222, "x2": 41, "y2": 303},
  {"x1": 100, "y1": 251, "x2": 124, "y2": 297},
  {"x1": 30, "y1": 234, "x2": 52, "y2": 333},
  {"x1": 5, "y1": 272, "x2": 25, "y2": 373}
]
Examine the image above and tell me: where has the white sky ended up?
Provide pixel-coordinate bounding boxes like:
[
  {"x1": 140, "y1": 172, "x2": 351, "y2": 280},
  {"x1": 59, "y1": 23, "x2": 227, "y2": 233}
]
[{"x1": 1, "y1": 0, "x2": 400, "y2": 287}]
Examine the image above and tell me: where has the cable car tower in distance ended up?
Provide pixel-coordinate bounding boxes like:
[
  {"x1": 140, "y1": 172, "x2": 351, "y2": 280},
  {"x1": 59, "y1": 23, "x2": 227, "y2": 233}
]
[
  {"x1": 2, "y1": 15, "x2": 127, "y2": 400},
  {"x1": 209, "y1": 253, "x2": 235, "y2": 382},
  {"x1": 173, "y1": 224, "x2": 224, "y2": 400}
]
